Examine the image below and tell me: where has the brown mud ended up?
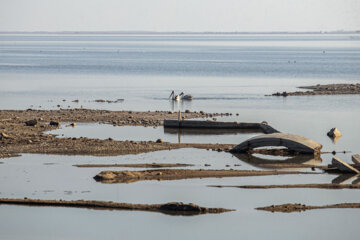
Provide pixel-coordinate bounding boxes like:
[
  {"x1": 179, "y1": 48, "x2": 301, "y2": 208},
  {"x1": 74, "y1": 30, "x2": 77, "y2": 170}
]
[
  {"x1": 270, "y1": 83, "x2": 360, "y2": 96},
  {"x1": 0, "y1": 198, "x2": 232, "y2": 216},
  {"x1": 255, "y1": 163, "x2": 323, "y2": 169},
  {"x1": 93, "y1": 169, "x2": 316, "y2": 184},
  {"x1": 0, "y1": 109, "x2": 233, "y2": 158},
  {"x1": 257, "y1": 203, "x2": 360, "y2": 213},
  {"x1": 208, "y1": 184, "x2": 360, "y2": 189},
  {"x1": 74, "y1": 163, "x2": 195, "y2": 168}
]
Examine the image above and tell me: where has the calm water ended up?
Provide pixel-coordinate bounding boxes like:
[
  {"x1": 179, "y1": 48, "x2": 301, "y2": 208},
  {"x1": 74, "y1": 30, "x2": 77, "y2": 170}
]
[
  {"x1": 0, "y1": 152, "x2": 359, "y2": 240},
  {"x1": 48, "y1": 122, "x2": 263, "y2": 144},
  {"x1": 0, "y1": 33, "x2": 360, "y2": 112},
  {"x1": 1, "y1": 33, "x2": 360, "y2": 239}
]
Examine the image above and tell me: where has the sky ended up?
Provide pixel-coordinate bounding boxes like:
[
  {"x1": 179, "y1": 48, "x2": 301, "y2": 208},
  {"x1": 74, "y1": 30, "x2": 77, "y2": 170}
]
[{"x1": 0, "y1": 0, "x2": 359, "y2": 32}]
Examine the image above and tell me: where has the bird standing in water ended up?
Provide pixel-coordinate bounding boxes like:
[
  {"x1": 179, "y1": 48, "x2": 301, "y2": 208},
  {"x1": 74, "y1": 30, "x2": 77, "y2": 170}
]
[{"x1": 169, "y1": 91, "x2": 180, "y2": 101}]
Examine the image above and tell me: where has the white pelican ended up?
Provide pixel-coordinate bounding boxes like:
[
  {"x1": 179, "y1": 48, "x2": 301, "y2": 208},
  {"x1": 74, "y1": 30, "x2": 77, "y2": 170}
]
[
  {"x1": 180, "y1": 92, "x2": 193, "y2": 100},
  {"x1": 169, "y1": 91, "x2": 180, "y2": 101}
]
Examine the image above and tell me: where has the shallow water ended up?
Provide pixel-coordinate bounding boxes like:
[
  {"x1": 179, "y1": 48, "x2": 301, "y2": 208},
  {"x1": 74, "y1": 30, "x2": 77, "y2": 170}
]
[
  {"x1": 0, "y1": 150, "x2": 350, "y2": 200},
  {"x1": 1, "y1": 205, "x2": 359, "y2": 240},
  {"x1": 1, "y1": 151, "x2": 360, "y2": 240},
  {"x1": 1, "y1": 33, "x2": 360, "y2": 112},
  {"x1": 47, "y1": 118, "x2": 358, "y2": 164},
  {"x1": 48, "y1": 122, "x2": 262, "y2": 144},
  {"x1": 1, "y1": 33, "x2": 360, "y2": 239}
]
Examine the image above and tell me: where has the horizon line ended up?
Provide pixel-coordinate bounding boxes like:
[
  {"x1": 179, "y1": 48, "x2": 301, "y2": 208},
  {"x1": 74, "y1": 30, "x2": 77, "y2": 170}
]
[{"x1": 0, "y1": 30, "x2": 360, "y2": 34}]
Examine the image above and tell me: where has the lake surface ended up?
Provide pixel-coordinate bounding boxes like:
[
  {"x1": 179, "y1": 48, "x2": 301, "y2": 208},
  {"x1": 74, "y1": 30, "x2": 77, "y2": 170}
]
[
  {"x1": 0, "y1": 33, "x2": 360, "y2": 112},
  {"x1": 0, "y1": 151, "x2": 359, "y2": 240},
  {"x1": 1, "y1": 33, "x2": 360, "y2": 239}
]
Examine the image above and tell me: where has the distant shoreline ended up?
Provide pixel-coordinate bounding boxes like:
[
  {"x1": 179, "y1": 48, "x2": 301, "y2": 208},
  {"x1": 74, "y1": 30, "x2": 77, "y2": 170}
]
[{"x1": 0, "y1": 30, "x2": 359, "y2": 35}]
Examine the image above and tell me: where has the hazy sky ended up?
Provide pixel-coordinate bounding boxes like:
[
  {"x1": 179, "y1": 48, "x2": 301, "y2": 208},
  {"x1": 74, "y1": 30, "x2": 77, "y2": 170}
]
[{"x1": 0, "y1": 0, "x2": 359, "y2": 32}]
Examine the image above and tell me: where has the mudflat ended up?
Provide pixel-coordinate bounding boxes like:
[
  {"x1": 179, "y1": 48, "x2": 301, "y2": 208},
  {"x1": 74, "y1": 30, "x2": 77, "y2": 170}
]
[
  {"x1": 0, "y1": 198, "x2": 232, "y2": 216},
  {"x1": 74, "y1": 163, "x2": 195, "y2": 168},
  {"x1": 257, "y1": 203, "x2": 360, "y2": 213},
  {"x1": 271, "y1": 83, "x2": 360, "y2": 96},
  {"x1": 208, "y1": 184, "x2": 360, "y2": 189},
  {"x1": 94, "y1": 169, "x2": 315, "y2": 183},
  {"x1": 0, "y1": 109, "x2": 233, "y2": 158}
]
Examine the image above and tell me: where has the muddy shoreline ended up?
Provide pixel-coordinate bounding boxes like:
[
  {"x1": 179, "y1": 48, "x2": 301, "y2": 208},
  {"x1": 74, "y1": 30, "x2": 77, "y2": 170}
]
[
  {"x1": 270, "y1": 83, "x2": 360, "y2": 96},
  {"x1": 94, "y1": 169, "x2": 316, "y2": 184},
  {"x1": 0, "y1": 109, "x2": 234, "y2": 158},
  {"x1": 257, "y1": 203, "x2": 360, "y2": 213},
  {"x1": 0, "y1": 198, "x2": 232, "y2": 216},
  {"x1": 74, "y1": 163, "x2": 195, "y2": 168},
  {"x1": 208, "y1": 184, "x2": 360, "y2": 189}
]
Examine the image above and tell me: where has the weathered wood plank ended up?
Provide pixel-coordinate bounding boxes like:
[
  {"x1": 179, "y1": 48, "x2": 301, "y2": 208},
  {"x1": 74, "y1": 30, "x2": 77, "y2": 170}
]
[
  {"x1": 332, "y1": 157, "x2": 360, "y2": 174},
  {"x1": 352, "y1": 154, "x2": 360, "y2": 166},
  {"x1": 163, "y1": 119, "x2": 279, "y2": 133}
]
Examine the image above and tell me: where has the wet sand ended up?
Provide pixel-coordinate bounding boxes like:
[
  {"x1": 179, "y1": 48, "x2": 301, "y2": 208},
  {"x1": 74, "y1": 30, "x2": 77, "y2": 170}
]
[
  {"x1": 0, "y1": 198, "x2": 232, "y2": 216},
  {"x1": 94, "y1": 169, "x2": 316, "y2": 184},
  {"x1": 257, "y1": 203, "x2": 360, "y2": 213},
  {"x1": 208, "y1": 184, "x2": 360, "y2": 189},
  {"x1": 0, "y1": 109, "x2": 233, "y2": 158},
  {"x1": 74, "y1": 163, "x2": 195, "y2": 168},
  {"x1": 270, "y1": 83, "x2": 360, "y2": 96}
]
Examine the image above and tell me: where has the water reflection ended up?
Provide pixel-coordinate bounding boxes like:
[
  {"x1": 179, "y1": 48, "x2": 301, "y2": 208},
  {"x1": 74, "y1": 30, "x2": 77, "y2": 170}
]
[
  {"x1": 164, "y1": 128, "x2": 262, "y2": 143},
  {"x1": 232, "y1": 153, "x2": 322, "y2": 171},
  {"x1": 330, "y1": 136, "x2": 342, "y2": 144},
  {"x1": 48, "y1": 123, "x2": 261, "y2": 144},
  {"x1": 169, "y1": 99, "x2": 192, "y2": 112},
  {"x1": 331, "y1": 174, "x2": 360, "y2": 184}
]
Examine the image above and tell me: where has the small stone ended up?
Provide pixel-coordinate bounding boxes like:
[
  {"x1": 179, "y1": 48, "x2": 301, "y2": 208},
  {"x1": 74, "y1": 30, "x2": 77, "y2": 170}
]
[
  {"x1": 25, "y1": 119, "x2": 37, "y2": 126},
  {"x1": 200, "y1": 111, "x2": 205, "y2": 114},
  {"x1": 49, "y1": 121, "x2": 60, "y2": 126},
  {"x1": 236, "y1": 113, "x2": 239, "y2": 116},
  {"x1": 72, "y1": 100, "x2": 79, "y2": 103},
  {"x1": 70, "y1": 123, "x2": 76, "y2": 127},
  {"x1": 327, "y1": 128, "x2": 342, "y2": 138},
  {"x1": 204, "y1": 164, "x2": 211, "y2": 167},
  {"x1": 212, "y1": 118, "x2": 217, "y2": 121},
  {"x1": 156, "y1": 139, "x2": 163, "y2": 143},
  {"x1": 225, "y1": 165, "x2": 230, "y2": 167},
  {"x1": 185, "y1": 109, "x2": 190, "y2": 113},
  {"x1": 27, "y1": 140, "x2": 33, "y2": 144},
  {"x1": 0, "y1": 132, "x2": 10, "y2": 139},
  {"x1": 261, "y1": 121, "x2": 268, "y2": 125}
]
